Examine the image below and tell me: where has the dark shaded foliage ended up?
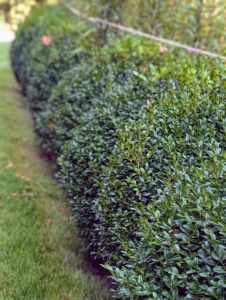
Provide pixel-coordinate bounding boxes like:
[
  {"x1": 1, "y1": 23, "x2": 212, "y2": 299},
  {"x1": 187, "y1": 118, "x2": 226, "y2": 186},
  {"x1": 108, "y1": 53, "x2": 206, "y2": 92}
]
[{"x1": 11, "y1": 5, "x2": 226, "y2": 299}]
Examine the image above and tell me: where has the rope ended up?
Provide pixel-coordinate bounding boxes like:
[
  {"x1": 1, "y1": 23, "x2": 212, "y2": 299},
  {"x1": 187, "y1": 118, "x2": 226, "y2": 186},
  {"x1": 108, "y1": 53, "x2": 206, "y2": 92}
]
[{"x1": 66, "y1": 4, "x2": 226, "y2": 61}]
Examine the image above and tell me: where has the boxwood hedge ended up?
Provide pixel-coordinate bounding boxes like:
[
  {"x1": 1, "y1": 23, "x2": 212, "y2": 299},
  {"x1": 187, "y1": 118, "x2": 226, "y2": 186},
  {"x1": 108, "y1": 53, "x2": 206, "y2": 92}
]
[
  {"x1": 11, "y1": 5, "x2": 226, "y2": 299},
  {"x1": 33, "y1": 34, "x2": 161, "y2": 158},
  {"x1": 98, "y1": 61, "x2": 226, "y2": 299},
  {"x1": 34, "y1": 58, "x2": 129, "y2": 158},
  {"x1": 58, "y1": 76, "x2": 153, "y2": 254},
  {"x1": 11, "y1": 5, "x2": 94, "y2": 122},
  {"x1": 59, "y1": 58, "x2": 226, "y2": 298},
  {"x1": 11, "y1": 6, "x2": 81, "y2": 90},
  {"x1": 34, "y1": 34, "x2": 197, "y2": 159}
]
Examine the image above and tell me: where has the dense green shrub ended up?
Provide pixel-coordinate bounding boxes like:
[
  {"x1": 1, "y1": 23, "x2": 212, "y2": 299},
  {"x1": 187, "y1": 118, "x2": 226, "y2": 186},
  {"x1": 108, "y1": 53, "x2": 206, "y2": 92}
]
[
  {"x1": 33, "y1": 34, "x2": 152, "y2": 157},
  {"x1": 11, "y1": 5, "x2": 94, "y2": 121},
  {"x1": 42, "y1": 39, "x2": 190, "y2": 253},
  {"x1": 57, "y1": 46, "x2": 197, "y2": 254},
  {"x1": 99, "y1": 61, "x2": 226, "y2": 299},
  {"x1": 11, "y1": 4, "x2": 226, "y2": 299},
  {"x1": 34, "y1": 34, "x2": 197, "y2": 159},
  {"x1": 58, "y1": 76, "x2": 153, "y2": 253},
  {"x1": 25, "y1": 39, "x2": 90, "y2": 118},
  {"x1": 11, "y1": 6, "x2": 78, "y2": 89},
  {"x1": 34, "y1": 55, "x2": 127, "y2": 158},
  {"x1": 58, "y1": 54, "x2": 226, "y2": 299}
]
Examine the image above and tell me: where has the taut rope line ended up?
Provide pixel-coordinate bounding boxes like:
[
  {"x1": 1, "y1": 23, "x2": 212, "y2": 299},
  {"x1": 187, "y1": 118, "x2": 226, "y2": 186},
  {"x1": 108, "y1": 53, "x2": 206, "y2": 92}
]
[{"x1": 66, "y1": 4, "x2": 226, "y2": 61}]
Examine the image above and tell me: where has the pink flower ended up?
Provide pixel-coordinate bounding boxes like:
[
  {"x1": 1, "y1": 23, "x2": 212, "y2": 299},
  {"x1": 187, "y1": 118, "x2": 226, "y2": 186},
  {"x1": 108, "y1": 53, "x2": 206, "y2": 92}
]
[
  {"x1": 7, "y1": 161, "x2": 13, "y2": 168},
  {"x1": 160, "y1": 45, "x2": 168, "y2": 54},
  {"x1": 42, "y1": 36, "x2": 52, "y2": 46}
]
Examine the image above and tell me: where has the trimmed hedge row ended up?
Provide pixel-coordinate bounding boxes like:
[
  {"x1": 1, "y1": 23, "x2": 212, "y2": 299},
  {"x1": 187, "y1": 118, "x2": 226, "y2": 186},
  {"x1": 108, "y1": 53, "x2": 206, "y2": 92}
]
[
  {"x1": 11, "y1": 5, "x2": 226, "y2": 299},
  {"x1": 99, "y1": 63, "x2": 226, "y2": 299},
  {"x1": 11, "y1": 5, "x2": 94, "y2": 125}
]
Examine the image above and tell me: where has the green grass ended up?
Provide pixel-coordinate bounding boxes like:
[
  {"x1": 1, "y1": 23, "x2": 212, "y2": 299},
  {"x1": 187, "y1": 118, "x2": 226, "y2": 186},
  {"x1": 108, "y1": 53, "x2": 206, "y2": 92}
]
[{"x1": 0, "y1": 42, "x2": 111, "y2": 300}]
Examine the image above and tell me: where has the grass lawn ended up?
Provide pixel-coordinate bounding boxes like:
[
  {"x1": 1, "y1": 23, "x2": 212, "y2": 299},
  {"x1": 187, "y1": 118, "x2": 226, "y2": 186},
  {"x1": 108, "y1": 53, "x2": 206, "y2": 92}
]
[{"x1": 0, "y1": 42, "x2": 110, "y2": 300}]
